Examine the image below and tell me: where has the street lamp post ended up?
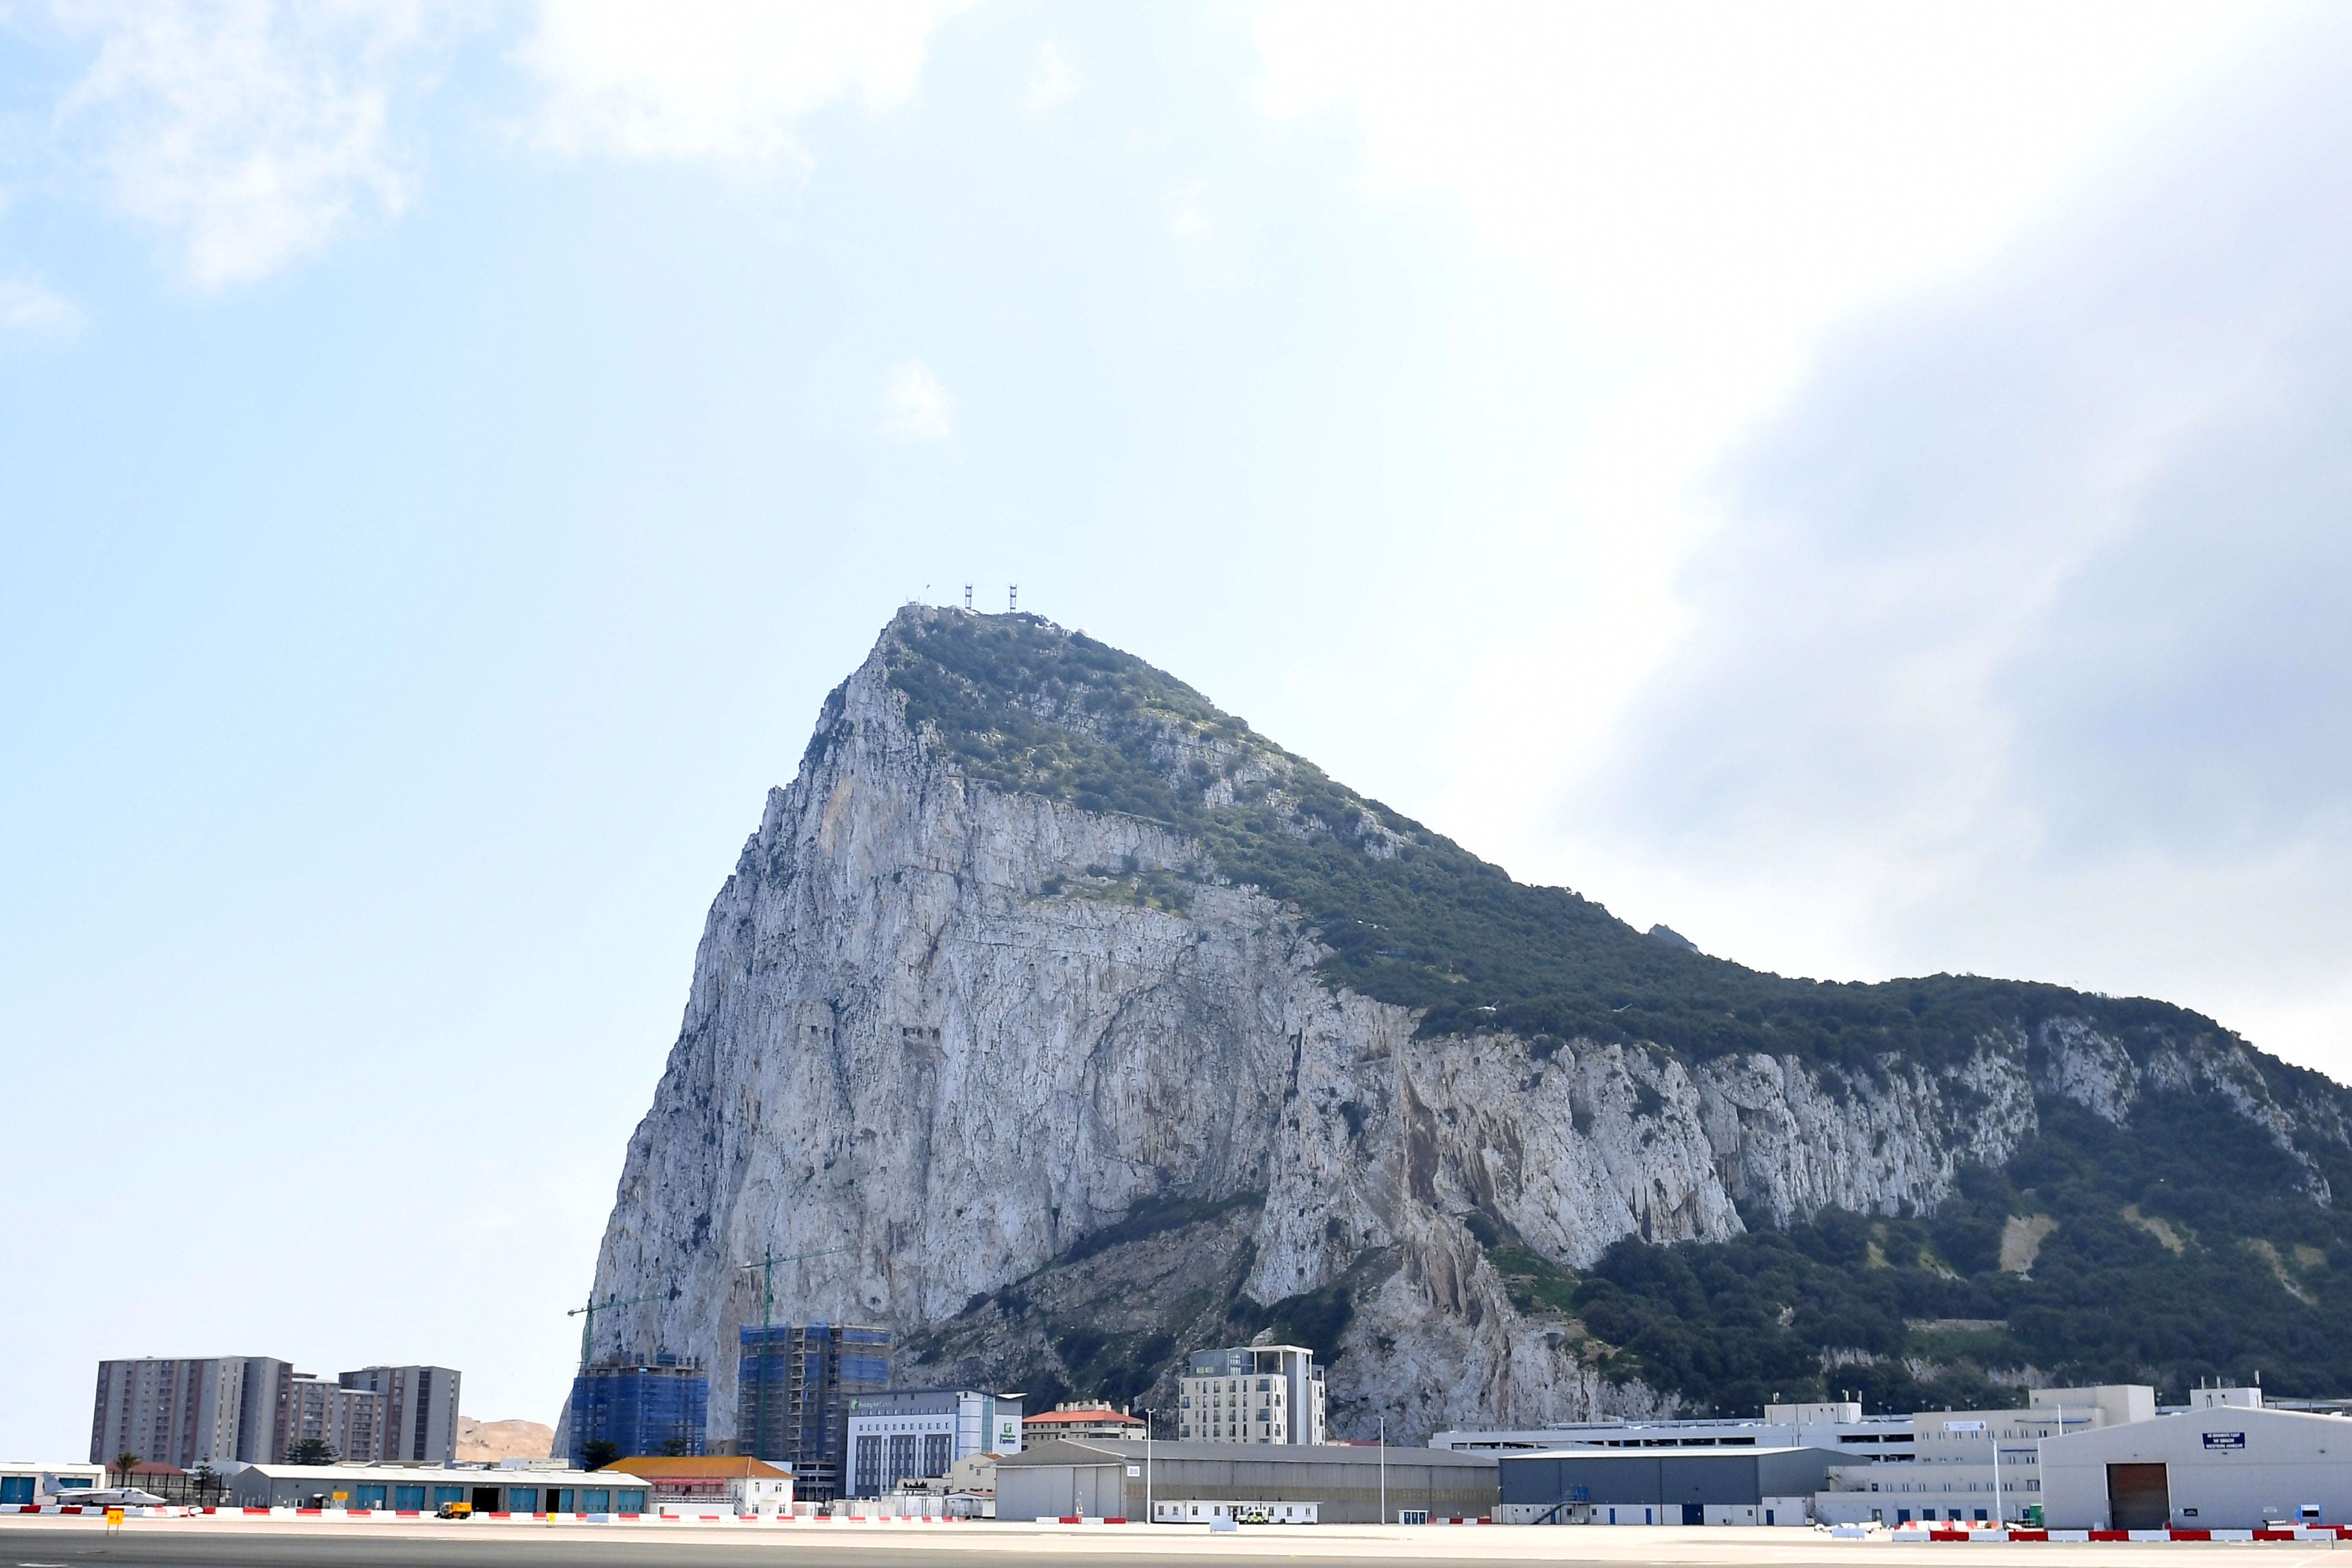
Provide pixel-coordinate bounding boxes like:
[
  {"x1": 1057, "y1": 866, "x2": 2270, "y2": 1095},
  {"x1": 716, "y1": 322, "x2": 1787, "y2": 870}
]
[{"x1": 1379, "y1": 1414, "x2": 1387, "y2": 1526}]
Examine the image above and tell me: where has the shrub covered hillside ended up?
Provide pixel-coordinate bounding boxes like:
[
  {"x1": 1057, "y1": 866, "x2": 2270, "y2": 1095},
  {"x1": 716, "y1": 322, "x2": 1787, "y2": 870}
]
[{"x1": 872, "y1": 607, "x2": 2352, "y2": 1409}]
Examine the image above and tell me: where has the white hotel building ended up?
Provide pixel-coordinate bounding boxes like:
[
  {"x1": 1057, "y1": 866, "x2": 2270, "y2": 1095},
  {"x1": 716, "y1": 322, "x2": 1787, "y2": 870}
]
[{"x1": 1177, "y1": 1344, "x2": 1326, "y2": 1446}]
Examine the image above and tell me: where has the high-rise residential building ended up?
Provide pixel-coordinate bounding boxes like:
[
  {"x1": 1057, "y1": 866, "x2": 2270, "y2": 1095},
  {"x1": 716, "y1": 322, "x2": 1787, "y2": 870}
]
[
  {"x1": 90, "y1": 1358, "x2": 460, "y2": 1467},
  {"x1": 88, "y1": 1358, "x2": 293, "y2": 1469},
  {"x1": 338, "y1": 1366, "x2": 461, "y2": 1463},
  {"x1": 568, "y1": 1358, "x2": 708, "y2": 1469},
  {"x1": 737, "y1": 1323, "x2": 889, "y2": 1501},
  {"x1": 276, "y1": 1376, "x2": 384, "y2": 1462},
  {"x1": 1176, "y1": 1344, "x2": 1327, "y2": 1446}
]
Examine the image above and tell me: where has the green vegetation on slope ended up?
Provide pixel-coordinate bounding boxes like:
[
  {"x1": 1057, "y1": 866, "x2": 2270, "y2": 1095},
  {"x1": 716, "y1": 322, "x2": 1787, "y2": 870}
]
[
  {"x1": 878, "y1": 611, "x2": 2234, "y2": 1072},
  {"x1": 1475, "y1": 1098, "x2": 2352, "y2": 1413},
  {"x1": 873, "y1": 610, "x2": 2352, "y2": 1409}
]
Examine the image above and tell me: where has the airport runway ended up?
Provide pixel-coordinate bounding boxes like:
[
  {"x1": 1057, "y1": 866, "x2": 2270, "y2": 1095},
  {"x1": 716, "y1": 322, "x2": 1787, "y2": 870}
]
[{"x1": 4, "y1": 1519, "x2": 2340, "y2": 1568}]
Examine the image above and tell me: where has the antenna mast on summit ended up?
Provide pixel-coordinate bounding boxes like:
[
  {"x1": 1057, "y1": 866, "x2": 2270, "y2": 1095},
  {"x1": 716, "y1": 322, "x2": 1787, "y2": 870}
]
[
  {"x1": 1009, "y1": 583, "x2": 1018, "y2": 612},
  {"x1": 963, "y1": 584, "x2": 972, "y2": 610}
]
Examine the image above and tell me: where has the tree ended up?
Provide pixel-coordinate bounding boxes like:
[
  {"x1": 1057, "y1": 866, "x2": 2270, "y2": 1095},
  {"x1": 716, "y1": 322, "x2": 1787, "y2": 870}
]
[
  {"x1": 579, "y1": 1439, "x2": 620, "y2": 1472},
  {"x1": 111, "y1": 1453, "x2": 139, "y2": 1484},
  {"x1": 657, "y1": 1436, "x2": 688, "y2": 1457},
  {"x1": 285, "y1": 1437, "x2": 336, "y2": 1466}
]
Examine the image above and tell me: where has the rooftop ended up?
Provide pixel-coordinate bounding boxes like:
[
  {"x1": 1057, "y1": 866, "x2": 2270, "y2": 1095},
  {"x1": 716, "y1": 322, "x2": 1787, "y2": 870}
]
[
  {"x1": 613, "y1": 1456, "x2": 789, "y2": 1479},
  {"x1": 1002, "y1": 1439, "x2": 1496, "y2": 1469}
]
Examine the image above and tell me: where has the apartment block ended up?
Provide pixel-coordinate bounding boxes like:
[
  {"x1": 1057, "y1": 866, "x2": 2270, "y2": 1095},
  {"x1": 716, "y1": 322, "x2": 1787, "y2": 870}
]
[
  {"x1": 338, "y1": 1365, "x2": 461, "y2": 1463},
  {"x1": 1176, "y1": 1344, "x2": 1327, "y2": 1446},
  {"x1": 88, "y1": 1357, "x2": 293, "y2": 1469}
]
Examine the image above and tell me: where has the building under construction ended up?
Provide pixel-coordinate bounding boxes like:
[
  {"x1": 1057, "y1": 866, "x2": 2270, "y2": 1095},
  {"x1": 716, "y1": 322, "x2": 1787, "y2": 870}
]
[
  {"x1": 567, "y1": 1357, "x2": 707, "y2": 1467},
  {"x1": 736, "y1": 1323, "x2": 889, "y2": 1502}
]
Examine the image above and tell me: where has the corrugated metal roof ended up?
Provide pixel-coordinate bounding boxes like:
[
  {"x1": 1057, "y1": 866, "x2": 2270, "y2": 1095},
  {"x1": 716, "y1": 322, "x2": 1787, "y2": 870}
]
[{"x1": 239, "y1": 1464, "x2": 647, "y2": 1486}]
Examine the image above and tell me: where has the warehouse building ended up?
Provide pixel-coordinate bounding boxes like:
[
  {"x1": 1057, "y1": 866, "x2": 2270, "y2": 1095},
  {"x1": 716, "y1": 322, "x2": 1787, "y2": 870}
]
[
  {"x1": 230, "y1": 1463, "x2": 649, "y2": 1513},
  {"x1": 997, "y1": 1438, "x2": 1496, "y2": 1523},
  {"x1": 1496, "y1": 1445, "x2": 1843, "y2": 1524},
  {"x1": 2039, "y1": 1387, "x2": 2352, "y2": 1530}
]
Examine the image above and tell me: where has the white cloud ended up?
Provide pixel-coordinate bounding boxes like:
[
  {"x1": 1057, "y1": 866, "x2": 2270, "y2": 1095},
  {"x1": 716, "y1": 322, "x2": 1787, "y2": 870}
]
[
  {"x1": 1167, "y1": 176, "x2": 1210, "y2": 241},
  {"x1": 520, "y1": 0, "x2": 972, "y2": 166},
  {"x1": 880, "y1": 357, "x2": 955, "y2": 443},
  {"x1": 1250, "y1": 2, "x2": 2292, "y2": 793},
  {"x1": 51, "y1": 0, "x2": 434, "y2": 288},
  {"x1": 1024, "y1": 37, "x2": 1075, "y2": 118},
  {"x1": 1554, "y1": 16, "x2": 2352, "y2": 1071},
  {"x1": 0, "y1": 277, "x2": 84, "y2": 337}
]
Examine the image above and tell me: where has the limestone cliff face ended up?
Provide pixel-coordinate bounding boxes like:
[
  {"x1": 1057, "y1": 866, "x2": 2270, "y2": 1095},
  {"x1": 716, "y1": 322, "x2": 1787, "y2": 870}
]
[{"x1": 585, "y1": 609, "x2": 2344, "y2": 1441}]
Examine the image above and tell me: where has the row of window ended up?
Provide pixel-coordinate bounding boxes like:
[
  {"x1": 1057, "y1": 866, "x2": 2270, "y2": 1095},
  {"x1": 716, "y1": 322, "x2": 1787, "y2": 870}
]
[{"x1": 851, "y1": 1432, "x2": 954, "y2": 1495}]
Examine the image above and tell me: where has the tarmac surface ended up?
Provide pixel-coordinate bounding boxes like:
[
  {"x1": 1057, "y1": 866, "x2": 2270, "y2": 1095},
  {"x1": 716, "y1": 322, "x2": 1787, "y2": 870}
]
[{"x1": 4, "y1": 1518, "x2": 2347, "y2": 1568}]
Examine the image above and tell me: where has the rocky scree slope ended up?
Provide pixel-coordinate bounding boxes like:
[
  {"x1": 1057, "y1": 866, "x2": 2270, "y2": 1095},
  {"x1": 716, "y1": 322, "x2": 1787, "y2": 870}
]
[{"x1": 586, "y1": 608, "x2": 2352, "y2": 1441}]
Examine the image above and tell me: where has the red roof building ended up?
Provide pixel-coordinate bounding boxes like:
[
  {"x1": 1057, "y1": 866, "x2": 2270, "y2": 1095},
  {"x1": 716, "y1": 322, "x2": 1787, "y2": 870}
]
[{"x1": 1023, "y1": 1404, "x2": 1146, "y2": 1442}]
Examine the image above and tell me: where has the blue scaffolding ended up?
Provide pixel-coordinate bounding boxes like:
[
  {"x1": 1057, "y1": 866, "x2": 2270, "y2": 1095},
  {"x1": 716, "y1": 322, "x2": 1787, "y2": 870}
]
[
  {"x1": 569, "y1": 1356, "x2": 708, "y2": 1466},
  {"x1": 737, "y1": 1322, "x2": 890, "y2": 1500}
]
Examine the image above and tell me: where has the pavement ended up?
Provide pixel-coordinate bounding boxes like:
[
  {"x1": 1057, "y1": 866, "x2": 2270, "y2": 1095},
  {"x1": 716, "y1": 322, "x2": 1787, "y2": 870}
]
[{"x1": 4, "y1": 1517, "x2": 2348, "y2": 1568}]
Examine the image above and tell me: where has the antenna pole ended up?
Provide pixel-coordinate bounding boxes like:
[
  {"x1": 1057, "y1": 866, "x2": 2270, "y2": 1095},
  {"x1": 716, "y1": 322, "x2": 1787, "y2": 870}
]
[{"x1": 1008, "y1": 583, "x2": 1017, "y2": 612}]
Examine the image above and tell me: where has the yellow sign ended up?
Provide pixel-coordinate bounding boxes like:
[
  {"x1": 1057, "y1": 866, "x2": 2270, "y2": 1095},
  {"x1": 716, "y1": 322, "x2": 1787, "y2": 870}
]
[
  {"x1": 105, "y1": 1508, "x2": 125, "y2": 1530},
  {"x1": 333, "y1": 1492, "x2": 348, "y2": 1502}
]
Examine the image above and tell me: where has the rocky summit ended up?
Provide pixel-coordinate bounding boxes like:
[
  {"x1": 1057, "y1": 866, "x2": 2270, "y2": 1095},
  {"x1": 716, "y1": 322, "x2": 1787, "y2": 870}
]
[{"x1": 585, "y1": 607, "x2": 2352, "y2": 1443}]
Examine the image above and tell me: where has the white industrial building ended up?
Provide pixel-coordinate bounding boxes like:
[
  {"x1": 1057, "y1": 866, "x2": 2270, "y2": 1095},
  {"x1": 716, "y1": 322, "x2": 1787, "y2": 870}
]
[
  {"x1": 2039, "y1": 1385, "x2": 2352, "y2": 1530},
  {"x1": 1435, "y1": 1399, "x2": 1914, "y2": 1463},
  {"x1": 1177, "y1": 1344, "x2": 1326, "y2": 1446},
  {"x1": 1814, "y1": 1385, "x2": 2156, "y2": 1525},
  {"x1": 1496, "y1": 1444, "x2": 1842, "y2": 1525},
  {"x1": 844, "y1": 1388, "x2": 1021, "y2": 1496}
]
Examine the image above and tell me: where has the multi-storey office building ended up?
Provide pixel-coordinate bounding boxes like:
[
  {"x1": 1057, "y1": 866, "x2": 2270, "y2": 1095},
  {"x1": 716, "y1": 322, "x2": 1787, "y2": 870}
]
[
  {"x1": 845, "y1": 1389, "x2": 1022, "y2": 1496},
  {"x1": 338, "y1": 1366, "x2": 460, "y2": 1463},
  {"x1": 89, "y1": 1357, "x2": 294, "y2": 1469},
  {"x1": 568, "y1": 1359, "x2": 708, "y2": 1468},
  {"x1": 737, "y1": 1324, "x2": 889, "y2": 1501},
  {"x1": 1177, "y1": 1345, "x2": 1326, "y2": 1446}
]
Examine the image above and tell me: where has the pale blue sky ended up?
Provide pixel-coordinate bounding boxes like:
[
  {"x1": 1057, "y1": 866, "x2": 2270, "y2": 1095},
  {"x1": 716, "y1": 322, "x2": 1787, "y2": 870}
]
[{"x1": 4, "y1": 1, "x2": 2347, "y2": 1452}]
